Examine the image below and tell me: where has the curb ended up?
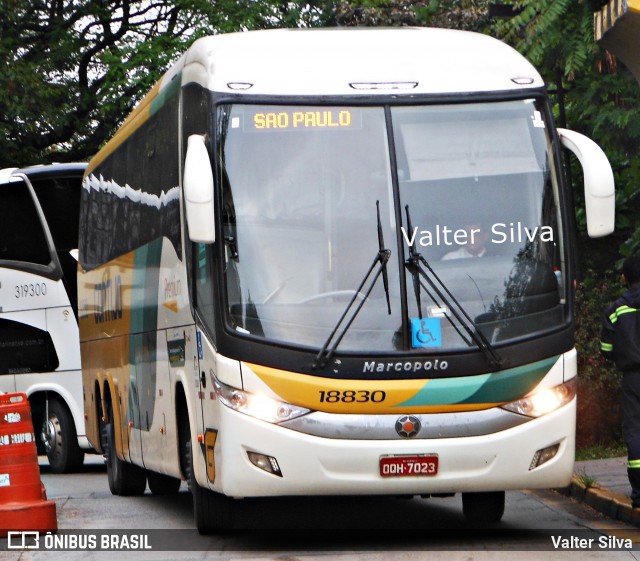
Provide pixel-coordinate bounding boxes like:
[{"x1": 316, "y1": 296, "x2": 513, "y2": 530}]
[{"x1": 557, "y1": 474, "x2": 640, "y2": 527}]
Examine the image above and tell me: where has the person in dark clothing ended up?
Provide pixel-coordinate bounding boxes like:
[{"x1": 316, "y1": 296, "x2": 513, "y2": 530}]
[{"x1": 601, "y1": 253, "x2": 640, "y2": 508}]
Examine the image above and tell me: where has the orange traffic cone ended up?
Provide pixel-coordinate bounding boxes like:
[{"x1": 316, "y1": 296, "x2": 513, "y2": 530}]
[{"x1": 0, "y1": 392, "x2": 57, "y2": 537}]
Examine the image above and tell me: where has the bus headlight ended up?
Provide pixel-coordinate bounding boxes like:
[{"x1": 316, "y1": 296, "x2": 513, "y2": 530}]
[
  {"x1": 214, "y1": 378, "x2": 310, "y2": 423},
  {"x1": 501, "y1": 378, "x2": 576, "y2": 418}
]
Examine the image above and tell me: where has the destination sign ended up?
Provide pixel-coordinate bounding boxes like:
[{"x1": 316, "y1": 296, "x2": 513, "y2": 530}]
[{"x1": 242, "y1": 108, "x2": 360, "y2": 132}]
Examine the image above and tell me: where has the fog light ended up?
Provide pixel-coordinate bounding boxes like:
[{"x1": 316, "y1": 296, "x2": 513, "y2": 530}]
[
  {"x1": 529, "y1": 443, "x2": 560, "y2": 470},
  {"x1": 247, "y1": 451, "x2": 283, "y2": 477}
]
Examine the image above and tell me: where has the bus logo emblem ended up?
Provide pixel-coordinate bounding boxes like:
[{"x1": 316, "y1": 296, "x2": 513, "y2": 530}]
[{"x1": 395, "y1": 415, "x2": 421, "y2": 438}]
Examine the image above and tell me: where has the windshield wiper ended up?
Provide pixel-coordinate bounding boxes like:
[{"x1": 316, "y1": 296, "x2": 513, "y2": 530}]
[
  {"x1": 313, "y1": 201, "x2": 391, "y2": 369},
  {"x1": 404, "y1": 205, "x2": 504, "y2": 369}
]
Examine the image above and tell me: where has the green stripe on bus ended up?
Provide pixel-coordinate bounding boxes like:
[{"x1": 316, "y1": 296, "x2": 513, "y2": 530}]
[
  {"x1": 628, "y1": 459, "x2": 640, "y2": 469},
  {"x1": 398, "y1": 355, "x2": 559, "y2": 407},
  {"x1": 150, "y1": 73, "x2": 181, "y2": 117}
]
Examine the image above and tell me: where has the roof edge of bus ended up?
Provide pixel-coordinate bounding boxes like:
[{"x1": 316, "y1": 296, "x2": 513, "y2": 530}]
[
  {"x1": 86, "y1": 27, "x2": 545, "y2": 175},
  {"x1": 177, "y1": 27, "x2": 544, "y2": 96}
]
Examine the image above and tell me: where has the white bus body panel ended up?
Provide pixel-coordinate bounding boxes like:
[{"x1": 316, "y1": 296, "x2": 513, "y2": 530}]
[
  {"x1": 0, "y1": 268, "x2": 87, "y2": 443},
  {"x1": 170, "y1": 28, "x2": 544, "y2": 97},
  {"x1": 201, "y1": 390, "x2": 575, "y2": 498},
  {"x1": 0, "y1": 268, "x2": 69, "y2": 313}
]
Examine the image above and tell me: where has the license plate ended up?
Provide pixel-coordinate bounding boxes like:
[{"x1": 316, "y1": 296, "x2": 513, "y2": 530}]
[{"x1": 379, "y1": 454, "x2": 439, "y2": 478}]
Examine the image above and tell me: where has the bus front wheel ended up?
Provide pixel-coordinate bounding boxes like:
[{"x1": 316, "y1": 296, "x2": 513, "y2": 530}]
[
  {"x1": 188, "y1": 451, "x2": 235, "y2": 534},
  {"x1": 41, "y1": 397, "x2": 84, "y2": 473},
  {"x1": 462, "y1": 491, "x2": 505, "y2": 524},
  {"x1": 180, "y1": 414, "x2": 234, "y2": 533}
]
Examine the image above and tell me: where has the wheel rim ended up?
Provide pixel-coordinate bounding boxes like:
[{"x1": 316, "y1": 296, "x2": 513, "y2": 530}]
[{"x1": 42, "y1": 416, "x2": 61, "y2": 458}]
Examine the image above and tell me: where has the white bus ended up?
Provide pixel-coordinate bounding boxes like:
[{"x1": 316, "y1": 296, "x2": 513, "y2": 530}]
[
  {"x1": 0, "y1": 163, "x2": 89, "y2": 472},
  {"x1": 77, "y1": 28, "x2": 615, "y2": 532}
]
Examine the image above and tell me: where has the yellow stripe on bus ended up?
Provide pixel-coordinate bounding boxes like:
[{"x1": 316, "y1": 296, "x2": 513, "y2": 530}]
[{"x1": 244, "y1": 362, "x2": 500, "y2": 415}]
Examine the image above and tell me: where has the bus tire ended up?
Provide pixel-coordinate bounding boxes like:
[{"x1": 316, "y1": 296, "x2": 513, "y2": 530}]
[
  {"x1": 462, "y1": 491, "x2": 505, "y2": 524},
  {"x1": 181, "y1": 416, "x2": 233, "y2": 533},
  {"x1": 106, "y1": 418, "x2": 147, "y2": 496},
  {"x1": 147, "y1": 471, "x2": 181, "y2": 495},
  {"x1": 42, "y1": 396, "x2": 85, "y2": 473},
  {"x1": 189, "y1": 451, "x2": 234, "y2": 534}
]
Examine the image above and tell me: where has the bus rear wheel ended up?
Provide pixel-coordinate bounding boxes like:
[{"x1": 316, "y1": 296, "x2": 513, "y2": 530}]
[
  {"x1": 462, "y1": 491, "x2": 505, "y2": 524},
  {"x1": 41, "y1": 397, "x2": 84, "y2": 473},
  {"x1": 106, "y1": 416, "x2": 147, "y2": 496}
]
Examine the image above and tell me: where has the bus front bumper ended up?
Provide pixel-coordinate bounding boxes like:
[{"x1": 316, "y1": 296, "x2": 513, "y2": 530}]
[{"x1": 199, "y1": 399, "x2": 575, "y2": 499}]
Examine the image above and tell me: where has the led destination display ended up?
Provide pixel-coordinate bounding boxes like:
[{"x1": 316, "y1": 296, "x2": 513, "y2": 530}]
[{"x1": 241, "y1": 107, "x2": 360, "y2": 131}]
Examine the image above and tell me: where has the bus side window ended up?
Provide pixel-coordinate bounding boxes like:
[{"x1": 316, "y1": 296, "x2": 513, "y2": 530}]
[
  {"x1": 0, "y1": 319, "x2": 59, "y2": 374},
  {"x1": 0, "y1": 181, "x2": 51, "y2": 266},
  {"x1": 31, "y1": 177, "x2": 82, "y2": 309}
]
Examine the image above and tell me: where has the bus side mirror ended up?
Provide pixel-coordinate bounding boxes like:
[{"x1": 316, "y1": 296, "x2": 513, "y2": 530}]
[
  {"x1": 184, "y1": 134, "x2": 215, "y2": 243},
  {"x1": 557, "y1": 128, "x2": 615, "y2": 238}
]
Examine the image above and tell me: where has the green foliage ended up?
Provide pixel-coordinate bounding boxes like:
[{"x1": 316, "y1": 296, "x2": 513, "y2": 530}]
[
  {"x1": 575, "y1": 470, "x2": 598, "y2": 488},
  {"x1": 495, "y1": 0, "x2": 598, "y2": 80},
  {"x1": 332, "y1": 0, "x2": 491, "y2": 31},
  {"x1": 574, "y1": 271, "x2": 623, "y2": 447},
  {"x1": 0, "y1": 0, "x2": 335, "y2": 167},
  {"x1": 576, "y1": 441, "x2": 625, "y2": 461},
  {"x1": 492, "y1": 1, "x2": 640, "y2": 270}
]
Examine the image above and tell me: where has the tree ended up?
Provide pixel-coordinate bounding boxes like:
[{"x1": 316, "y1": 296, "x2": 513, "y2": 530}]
[
  {"x1": 331, "y1": 0, "x2": 491, "y2": 30},
  {"x1": 0, "y1": 0, "x2": 333, "y2": 167}
]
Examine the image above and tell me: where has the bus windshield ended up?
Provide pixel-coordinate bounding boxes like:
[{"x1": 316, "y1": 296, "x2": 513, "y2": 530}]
[{"x1": 218, "y1": 100, "x2": 566, "y2": 353}]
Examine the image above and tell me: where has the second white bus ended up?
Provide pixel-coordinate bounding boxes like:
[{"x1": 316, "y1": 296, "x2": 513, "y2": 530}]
[{"x1": 0, "y1": 163, "x2": 90, "y2": 472}]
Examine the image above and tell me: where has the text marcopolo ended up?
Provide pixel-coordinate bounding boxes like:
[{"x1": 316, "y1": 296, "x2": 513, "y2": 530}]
[{"x1": 363, "y1": 359, "x2": 448, "y2": 373}]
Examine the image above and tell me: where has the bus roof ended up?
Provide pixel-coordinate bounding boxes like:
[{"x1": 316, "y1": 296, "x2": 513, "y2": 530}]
[{"x1": 165, "y1": 27, "x2": 544, "y2": 97}]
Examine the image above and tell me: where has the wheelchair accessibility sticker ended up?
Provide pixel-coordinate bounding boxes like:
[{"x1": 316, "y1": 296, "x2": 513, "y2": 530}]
[{"x1": 411, "y1": 317, "x2": 442, "y2": 348}]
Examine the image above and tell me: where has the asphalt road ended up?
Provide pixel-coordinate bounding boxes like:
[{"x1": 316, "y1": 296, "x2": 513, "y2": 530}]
[{"x1": 2, "y1": 454, "x2": 640, "y2": 560}]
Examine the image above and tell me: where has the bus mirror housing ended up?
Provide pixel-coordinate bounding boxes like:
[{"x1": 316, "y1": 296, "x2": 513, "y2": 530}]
[
  {"x1": 184, "y1": 134, "x2": 215, "y2": 243},
  {"x1": 557, "y1": 128, "x2": 615, "y2": 238}
]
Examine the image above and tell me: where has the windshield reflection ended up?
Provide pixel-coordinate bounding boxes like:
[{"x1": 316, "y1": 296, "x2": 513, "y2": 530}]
[{"x1": 217, "y1": 100, "x2": 566, "y2": 354}]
